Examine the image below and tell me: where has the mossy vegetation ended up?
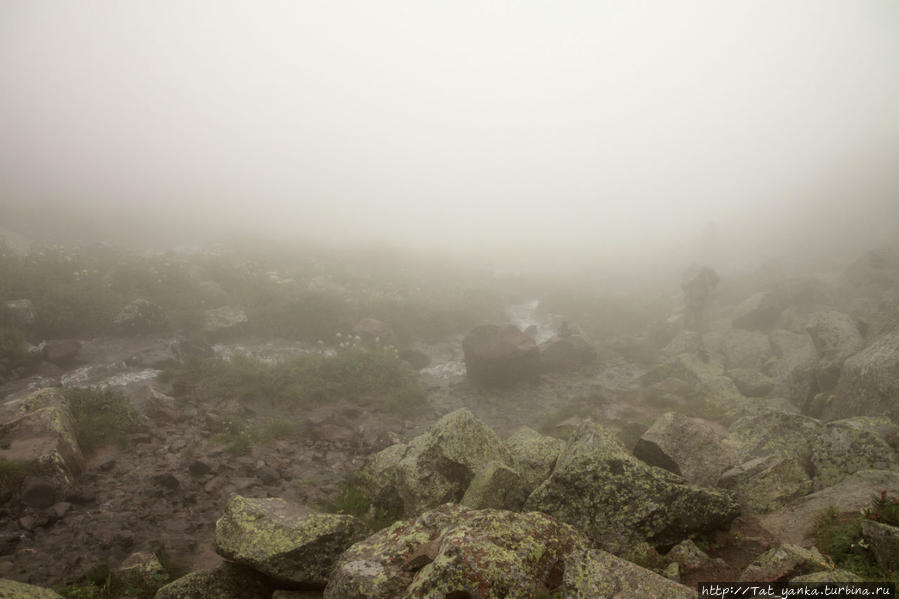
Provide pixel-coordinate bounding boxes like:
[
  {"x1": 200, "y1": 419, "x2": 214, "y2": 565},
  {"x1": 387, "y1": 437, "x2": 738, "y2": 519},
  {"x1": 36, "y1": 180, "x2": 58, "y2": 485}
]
[
  {"x1": 322, "y1": 483, "x2": 398, "y2": 532},
  {"x1": 167, "y1": 343, "x2": 426, "y2": 415},
  {"x1": 64, "y1": 388, "x2": 144, "y2": 453},
  {"x1": 813, "y1": 493, "x2": 899, "y2": 582},
  {"x1": 54, "y1": 552, "x2": 188, "y2": 599}
]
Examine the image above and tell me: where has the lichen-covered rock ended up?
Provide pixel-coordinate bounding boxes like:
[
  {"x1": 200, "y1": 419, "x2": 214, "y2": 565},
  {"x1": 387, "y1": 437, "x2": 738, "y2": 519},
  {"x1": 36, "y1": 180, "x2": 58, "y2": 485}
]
[
  {"x1": 0, "y1": 404, "x2": 84, "y2": 499},
  {"x1": 768, "y1": 329, "x2": 817, "y2": 407},
  {"x1": 503, "y1": 427, "x2": 564, "y2": 495},
  {"x1": 641, "y1": 352, "x2": 725, "y2": 387},
  {"x1": 214, "y1": 495, "x2": 368, "y2": 587},
  {"x1": 0, "y1": 578, "x2": 63, "y2": 598},
  {"x1": 324, "y1": 503, "x2": 589, "y2": 599},
  {"x1": 524, "y1": 420, "x2": 739, "y2": 553},
  {"x1": 460, "y1": 460, "x2": 524, "y2": 510},
  {"x1": 827, "y1": 328, "x2": 899, "y2": 422},
  {"x1": 727, "y1": 368, "x2": 775, "y2": 397},
  {"x1": 154, "y1": 562, "x2": 272, "y2": 599},
  {"x1": 738, "y1": 544, "x2": 828, "y2": 582},
  {"x1": 718, "y1": 329, "x2": 772, "y2": 371},
  {"x1": 113, "y1": 298, "x2": 169, "y2": 334},
  {"x1": 539, "y1": 334, "x2": 596, "y2": 372},
  {"x1": 633, "y1": 412, "x2": 736, "y2": 487},
  {"x1": 666, "y1": 539, "x2": 724, "y2": 572},
  {"x1": 393, "y1": 409, "x2": 513, "y2": 517},
  {"x1": 723, "y1": 410, "x2": 821, "y2": 474},
  {"x1": 718, "y1": 455, "x2": 813, "y2": 513},
  {"x1": 811, "y1": 418, "x2": 897, "y2": 488},
  {"x1": 112, "y1": 551, "x2": 167, "y2": 590},
  {"x1": 805, "y1": 311, "x2": 864, "y2": 393},
  {"x1": 790, "y1": 569, "x2": 863, "y2": 583},
  {"x1": 860, "y1": 519, "x2": 899, "y2": 572},
  {"x1": 462, "y1": 324, "x2": 540, "y2": 387},
  {"x1": 355, "y1": 442, "x2": 406, "y2": 518},
  {"x1": 759, "y1": 470, "x2": 899, "y2": 545},
  {"x1": 562, "y1": 549, "x2": 696, "y2": 598}
]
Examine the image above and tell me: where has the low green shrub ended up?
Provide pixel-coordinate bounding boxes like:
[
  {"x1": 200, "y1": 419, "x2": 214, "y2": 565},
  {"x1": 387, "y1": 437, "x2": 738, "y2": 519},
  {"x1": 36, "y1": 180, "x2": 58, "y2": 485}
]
[
  {"x1": 65, "y1": 388, "x2": 144, "y2": 453},
  {"x1": 814, "y1": 498, "x2": 899, "y2": 582}
]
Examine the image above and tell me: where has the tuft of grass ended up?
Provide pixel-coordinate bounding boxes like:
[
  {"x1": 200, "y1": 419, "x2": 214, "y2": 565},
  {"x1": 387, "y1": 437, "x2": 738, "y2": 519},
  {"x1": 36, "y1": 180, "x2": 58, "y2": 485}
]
[
  {"x1": 814, "y1": 504, "x2": 898, "y2": 582},
  {"x1": 55, "y1": 552, "x2": 181, "y2": 599},
  {"x1": 323, "y1": 483, "x2": 398, "y2": 532},
  {"x1": 65, "y1": 388, "x2": 144, "y2": 454}
]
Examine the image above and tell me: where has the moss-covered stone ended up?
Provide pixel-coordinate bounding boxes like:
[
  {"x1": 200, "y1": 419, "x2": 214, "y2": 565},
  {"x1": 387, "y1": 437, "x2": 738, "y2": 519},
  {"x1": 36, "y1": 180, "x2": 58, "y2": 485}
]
[
  {"x1": 562, "y1": 549, "x2": 696, "y2": 598},
  {"x1": 666, "y1": 539, "x2": 724, "y2": 572},
  {"x1": 215, "y1": 495, "x2": 368, "y2": 587},
  {"x1": 112, "y1": 551, "x2": 167, "y2": 590},
  {"x1": 393, "y1": 409, "x2": 513, "y2": 517},
  {"x1": 325, "y1": 503, "x2": 588, "y2": 599},
  {"x1": 503, "y1": 427, "x2": 564, "y2": 495},
  {"x1": 460, "y1": 460, "x2": 524, "y2": 510},
  {"x1": 0, "y1": 578, "x2": 63, "y2": 598},
  {"x1": 633, "y1": 412, "x2": 736, "y2": 487},
  {"x1": 826, "y1": 328, "x2": 899, "y2": 422},
  {"x1": 738, "y1": 544, "x2": 829, "y2": 582},
  {"x1": 524, "y1": 420, "x2": 739, "y2": 553},
  {"x1": 718, "y1": 455, "x2": 813, "y2": 513},
  {"x1": 154, "y1": 562, "x2": 272, "y2": 599},
  {"x1": 790, "y1": 569, "x2": 863, "y2": 583},
  {"x1": 860, "y1": 519, "x2": 899, "y2": 572},
  {"x1": 723, "y1": 409, "x2": 820, "y2": 473},
  {"x1": 812, "y1": 418, "x2": 897, "y2": 488},
  {"x1": 355, "y1": 442, "x2": 406, "y2": 518}
]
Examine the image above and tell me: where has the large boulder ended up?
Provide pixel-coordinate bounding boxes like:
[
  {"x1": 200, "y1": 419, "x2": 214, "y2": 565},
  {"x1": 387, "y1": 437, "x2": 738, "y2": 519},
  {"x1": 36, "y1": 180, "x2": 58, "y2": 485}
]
[
  {"x1": 717, "y1": 329, "x2": 771, "y2": 371},
  {"x1": 462, "y1": 324, "x2": 539, "y2": 387},
  {"x1": 860, "y1": 519, "x2": 899, "y2": 572},
  {"x1": 352, "y1": 318, "x2": 398, "y2": 348},
  {"x1": 215, "y1": 494, "x2": 369, "y2": 587},
  {"x1": 811, "y1": 417, "x2": 897, "y2": 488},
  {"x1": 503, "y1": 427, "x2": 565, "y2": 496},
  {"x1": 723, "y1": 410, "x2": 821, "y2": 475},
  {"x1": 0, "y1": 397, "x2": 84, "y2": 502},
  {"x1": 726, "y1": 368, "x2": 775, "y2": 397},
  {"x1": 0, "y1": 578, "x2": 63, "y2": 598},
  {"x1": 738, "y1": 544, "x2": 828, "y2": 582},
  {"x1": 767, "y1": 329, "x2": 817, "y2": 407},
  {"x1": 805, "y1": 311, "x2": 864, "y2": 392},
  {"x1": 113, "y1": 298, "x2": 169, "y2": 334},
  {"x1": 826, "y1": 328, "x2": 899, "y2": 422},
  {"x1": 633, "y1": 412, "x2": 736, "y2": 487},
  {"x1": 367, "y1": 409, "x2": 513, "y2": 517},
  {"x1": 324, "y1": 503, "x2": 589, "y2": 599},
  {"x1": 524, "y1": 421, "x2": 739, "y2": 553},
  {"x1": 460, "y1": 460, "x2": 525, "y2": 510},
  {"x1": 154, "y1": 562, "x2": 272, "y2": 599},
  {"x1": 539, "y1": 334, "x2": 596, "y2": 372},
  {"x1": 562, "y1": 549, "x2": 696, "y2": 599},
  {"x1": 758, "y1": 470, "x2": 899, "y2": 545},
  {"x1": 718, "y1": 455, "x2": 813, "y2": 513}
]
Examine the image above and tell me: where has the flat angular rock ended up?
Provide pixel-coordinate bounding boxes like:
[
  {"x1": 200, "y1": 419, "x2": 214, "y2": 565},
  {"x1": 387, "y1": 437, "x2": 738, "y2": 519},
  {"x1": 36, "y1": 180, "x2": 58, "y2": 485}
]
[
  {"x1": 738, "y1": 544, "x2": 828, "y2": 582},
  {"x1": 392, "y1": 409, "x2": 513, "y2": 517},
  {"x1": 633, "y1": 412, "x2": 736, "y2": 487},
  {"x1": 827, "y1": 328, "x2": 899, "y2": 422},
  {"x1": 154, "y1": 562, "x2": 272, "y2": 599},
  {"x1": 524, "y1": 420, "x2": 739, "y2": 553},
  {"x1": 503, "y1": 426, "x2": 564, "y2": 495},
  {"x1": 562, "y1": 549, "x2": 696, "y2": 599},
  {"x1": 460, "y1": 460, "x2": 524, "y2": 510},
  {"x1": 718, "y1": 455, "x2": 813, "y2": 514},
  {"x1": 215, "y1": 495, "x2": 368, "y2": 587},
  {"x1": 325, "y1": 503, "x2": 588, "y2": 599},
  {"x1": 0, "y1": 578, "x2": 63, "y2": 598},
  {"x1": 860, "y1": 519, "x2": 899, "y2": 572}
]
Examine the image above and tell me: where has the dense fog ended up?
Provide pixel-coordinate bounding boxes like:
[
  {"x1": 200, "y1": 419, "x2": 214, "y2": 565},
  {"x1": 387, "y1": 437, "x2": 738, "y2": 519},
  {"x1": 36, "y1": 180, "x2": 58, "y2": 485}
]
[
  {"x1": 2, "y1": 1, "x2": 898, "y2": 273},
  {"x1": 2, "y1": 3, "x2": 899, "y2": 596}
]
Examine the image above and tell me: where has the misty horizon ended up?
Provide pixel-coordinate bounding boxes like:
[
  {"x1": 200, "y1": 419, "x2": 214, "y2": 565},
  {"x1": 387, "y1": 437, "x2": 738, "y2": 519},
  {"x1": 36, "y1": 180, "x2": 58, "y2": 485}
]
[{"x1": 2, "y1": 1, "x2": 898, "y2": 271}]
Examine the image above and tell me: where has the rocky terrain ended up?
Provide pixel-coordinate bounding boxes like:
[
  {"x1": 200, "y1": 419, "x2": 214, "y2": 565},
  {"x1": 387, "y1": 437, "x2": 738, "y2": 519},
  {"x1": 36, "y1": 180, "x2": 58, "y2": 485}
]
[{"x1": 1, "y1": 241, "x2": 899, "y2": 598}]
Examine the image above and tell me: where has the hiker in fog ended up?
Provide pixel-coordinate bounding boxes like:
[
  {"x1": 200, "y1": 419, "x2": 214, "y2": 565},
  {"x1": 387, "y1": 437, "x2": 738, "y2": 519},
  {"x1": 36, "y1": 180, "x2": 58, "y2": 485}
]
[{"x1": 681, "y1": 266, "x2": 719, "y2": 333}]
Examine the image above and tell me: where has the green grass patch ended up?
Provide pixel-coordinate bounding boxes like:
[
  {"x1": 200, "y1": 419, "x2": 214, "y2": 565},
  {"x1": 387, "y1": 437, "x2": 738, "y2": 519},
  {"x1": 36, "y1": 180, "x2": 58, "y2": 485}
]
[
  {"x1": 322, "y1": 483, "x2": 397, "y2": 532},
  {"x1": 65, "y1": 388, "x2": 144, "y2": 453},
  {"x1": 167, "y1": 345, "x2": 426, "y2": 415},
  {"x1": 814, "y1": 503, "x2": 899, "y2": 582},
  {"x1": 54, "y1": 552, "x2": 185, "y2": 599}
]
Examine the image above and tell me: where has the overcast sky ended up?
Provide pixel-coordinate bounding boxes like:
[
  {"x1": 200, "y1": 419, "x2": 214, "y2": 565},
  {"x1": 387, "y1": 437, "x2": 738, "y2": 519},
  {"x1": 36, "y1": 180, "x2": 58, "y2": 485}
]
[{"x1": 1, "y1": 1, "x2": 897, "y2": 267}]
